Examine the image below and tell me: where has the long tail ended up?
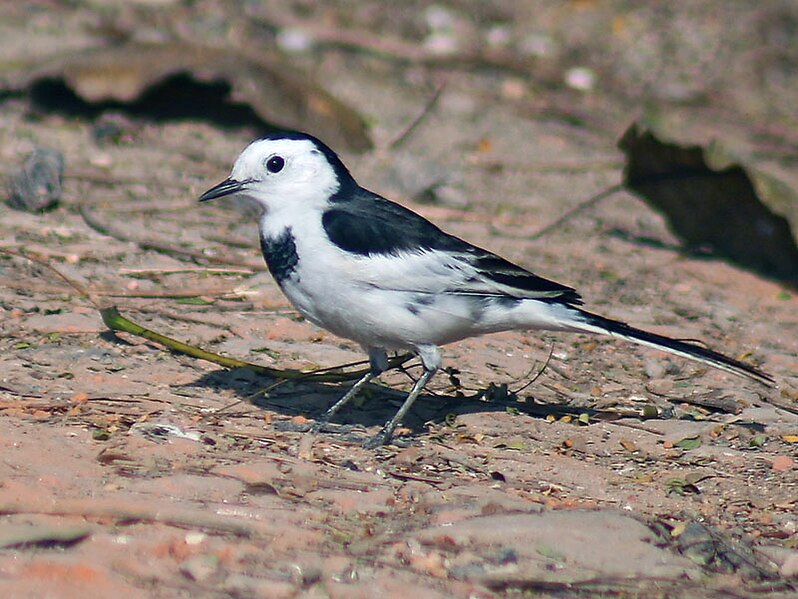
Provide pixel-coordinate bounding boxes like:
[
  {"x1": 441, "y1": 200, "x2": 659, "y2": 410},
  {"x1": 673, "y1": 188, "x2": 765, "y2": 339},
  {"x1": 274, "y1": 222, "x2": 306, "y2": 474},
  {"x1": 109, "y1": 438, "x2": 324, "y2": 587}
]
[{"x1": 567, "y1": 308, "x2": 774, "y2": 386}]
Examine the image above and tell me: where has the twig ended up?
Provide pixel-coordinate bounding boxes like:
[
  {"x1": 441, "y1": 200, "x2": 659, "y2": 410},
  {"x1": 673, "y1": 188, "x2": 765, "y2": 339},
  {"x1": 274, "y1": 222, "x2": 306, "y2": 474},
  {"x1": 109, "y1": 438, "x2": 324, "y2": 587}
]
[
  {"x1": 388, "y1": 80, "x2": 447, "y2": 150},
  {"x1": 0, "y1": 385, "x2": 43, "y2": 399},
  {"x1": 101, "y1": 306, "x2": 413, "y2": 383},
  {"x1": 605, "y1": 420, "x2": 665, "y2": 435},
  {"x1": 667, "y1": 393, "x2": 744, "y2": 415},
  {"x1": 100, "y1": 200, "x2": 197, "y2": 213},
  {"x1": 386, "y1": 470, "x2": 446, "y2": 486},
  {"x1": 100, "y1": 306, "x2": 296, "y2": 377},
  {"x1": 482, "y1": 575, "x2": 740, "y2": 595},
  {"x1": 468, "y1": 157, "x2": 623, "y2": 172},
  {"x1": 0, "y1": 248, "x2": 99, "y2": 307},
  {"x1": 756, "y1": 394, "x2": 798, "y2": 417},
  {"x1": 79, "y1": 205, "x2": 264, "y2": 270},
  {"x1": 249, "y1": 7, "x2": 560, "y2": 80},
  {"x1": 511, "y1": 343, "x2": 554, "y2": 395},
  {"x1": 202, "y1": 233, "x2": 259, "y2": 249},
  {"x1": 218, "y1": 354, "x2": 419, "y2": 413},
  {"x1": 528, "y1": 183, "x2": 623, "y2": 241},
  {"x1": 65, "y1": 169, "x2": 196, "y2": 189},
  {"x1": 0, "y1": 275, "x2": 244, "y2": 300},
  {"x1": 0, "y1": 247, "x2": 412, "y2": 384},
  {"x1": 0, "y1": 498, "x2": 273, "y2": 538},
  {"x1": 119, "y1": 267, "x2": 254, "y2": 275},
  {"x1": 97, "y1": 288, "x2": 240, "y2": 299}
]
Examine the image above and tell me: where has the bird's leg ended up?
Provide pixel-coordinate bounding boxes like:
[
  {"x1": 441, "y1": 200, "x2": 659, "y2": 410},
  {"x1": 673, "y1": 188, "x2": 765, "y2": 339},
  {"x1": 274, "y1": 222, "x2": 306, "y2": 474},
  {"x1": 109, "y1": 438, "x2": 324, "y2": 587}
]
[
  {"x1": 312, "y1": 348, "x2": 388, "y2": 432},
  {"x1": 364, "y1": 345, "x2": 441, "y2": 448}
]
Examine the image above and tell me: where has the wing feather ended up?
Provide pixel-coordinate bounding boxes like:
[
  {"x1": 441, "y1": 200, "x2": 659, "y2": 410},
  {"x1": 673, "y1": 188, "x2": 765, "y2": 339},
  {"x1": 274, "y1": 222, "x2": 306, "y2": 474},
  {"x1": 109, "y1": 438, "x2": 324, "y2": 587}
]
[{"x1": 322, "y1": 190, "x2": 582, "y2": 305}]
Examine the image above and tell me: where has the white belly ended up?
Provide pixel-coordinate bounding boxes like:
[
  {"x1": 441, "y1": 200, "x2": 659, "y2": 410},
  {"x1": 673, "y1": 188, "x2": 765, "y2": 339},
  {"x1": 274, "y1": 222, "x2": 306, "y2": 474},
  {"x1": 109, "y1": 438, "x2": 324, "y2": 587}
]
[{"x1": 260, "y1": 210, "x2": 574, "y2": 351}]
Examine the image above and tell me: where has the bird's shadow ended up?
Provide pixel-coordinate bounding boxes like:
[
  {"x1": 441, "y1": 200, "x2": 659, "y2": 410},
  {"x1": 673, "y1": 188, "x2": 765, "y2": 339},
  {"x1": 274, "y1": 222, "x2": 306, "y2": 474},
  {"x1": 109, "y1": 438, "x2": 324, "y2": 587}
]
[{"x1": 188, "y1": 365, "x2": 585, "y2": 438}]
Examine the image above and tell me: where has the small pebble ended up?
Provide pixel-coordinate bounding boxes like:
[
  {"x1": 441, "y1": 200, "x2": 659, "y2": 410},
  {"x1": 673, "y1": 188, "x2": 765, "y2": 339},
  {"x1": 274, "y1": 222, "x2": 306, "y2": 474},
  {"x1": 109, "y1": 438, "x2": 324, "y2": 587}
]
[
  {"x1": 276, "y1": 28, "x2": 314, "y2": 53},
  {"x1": 771, "y1": 455, "x2": 794, "y2": 472},
  {"x1": 180, "y1": 555, "x2": 220, "y2": 582},
  {"x1": 564, "y1": 67, "x2": 597, "y2": 92},
  {"x1": 485, "y1": 25, "x2": 512, "y2": 48},
  {"x1": 518, "y1": 33, "x2": 555, "y2": 58},
  {"x1": 6, "y1": 148, "x2": 64, "y2": 212},
  {"x1": 781, "y1": 553, "x2": 798, "y2": 579},
  {"x1": 425, "y1": 5, "x2": 456, "y2": 31},
  {"x1": 91, "y1": 113, "x2": 137, "y2": 146}
]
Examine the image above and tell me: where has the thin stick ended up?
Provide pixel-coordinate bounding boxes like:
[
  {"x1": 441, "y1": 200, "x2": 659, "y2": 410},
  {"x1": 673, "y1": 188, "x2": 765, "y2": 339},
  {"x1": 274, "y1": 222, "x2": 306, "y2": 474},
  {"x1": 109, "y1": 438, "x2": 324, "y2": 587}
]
[
  {"x1": 101, "y1": 306, "x2": 413, "y2": 382},
  {"x1": 512, "y1": 343, "x2": 555, "y2": 395},
  {"x1": 79, "y1": 205, "x2": 264, "y2": 270},
  {"x1": 0, "y1": 276, "x2": 246, "y2": 300},
  {"x1": 528, "y1": 183, "x2": 623, "y2": 241},
  {"x1": 0, "y1": 248, "x2": 99, "y2": 307},
  {"x1": 119, "y1": 267, "x2": 255, "y2": 275},
  {"x1": 0, "y1": 247, "x2": 412, "y2": 384},
  {"x1": 250, "y1": 8, "x2": 559, "y2": 81},
  {"x1": 66, "y1": 170, "x2": 191, "y2": 190},
  {"x1": 468, "y1": 157, "x2": 623, "y2": 173},
  {"x1": 388, "y1": 80, "x2": 447, "y2": 150},
  {"x1": 0, "y1": 499, "x2": 272, "y2": 538}
]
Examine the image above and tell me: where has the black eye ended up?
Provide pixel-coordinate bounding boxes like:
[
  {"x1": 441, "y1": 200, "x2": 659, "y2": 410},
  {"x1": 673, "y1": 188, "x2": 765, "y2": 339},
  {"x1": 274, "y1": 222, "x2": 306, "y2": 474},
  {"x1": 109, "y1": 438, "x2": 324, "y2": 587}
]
[{"x1": 266, "y1": 155, "x2": 285, "y2": 173}]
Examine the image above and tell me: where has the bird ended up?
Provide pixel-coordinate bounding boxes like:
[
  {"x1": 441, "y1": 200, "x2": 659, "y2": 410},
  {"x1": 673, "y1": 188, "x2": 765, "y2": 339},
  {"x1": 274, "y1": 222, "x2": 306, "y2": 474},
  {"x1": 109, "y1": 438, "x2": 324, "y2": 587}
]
[{"x1": 199, "y1": 130, "x2": 774, "y2": 447}]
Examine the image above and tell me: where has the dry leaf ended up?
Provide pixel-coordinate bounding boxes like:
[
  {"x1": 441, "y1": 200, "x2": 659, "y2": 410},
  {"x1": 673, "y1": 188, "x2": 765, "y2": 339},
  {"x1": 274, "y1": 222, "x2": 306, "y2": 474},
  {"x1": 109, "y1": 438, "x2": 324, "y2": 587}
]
[
  {"x1": 674, "y1": 436, "x2": 702, "y2": 450},
  {"x1": 619, "y1": 438, "x2": 638, "y2": 452}
]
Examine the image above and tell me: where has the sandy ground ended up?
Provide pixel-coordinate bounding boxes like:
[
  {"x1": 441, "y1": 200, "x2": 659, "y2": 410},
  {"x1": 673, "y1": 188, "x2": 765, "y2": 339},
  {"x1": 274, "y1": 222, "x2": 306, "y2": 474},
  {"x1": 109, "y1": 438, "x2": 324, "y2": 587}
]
[{"x1": 1, "y1": 1, "x2": 797, "y2": 597}]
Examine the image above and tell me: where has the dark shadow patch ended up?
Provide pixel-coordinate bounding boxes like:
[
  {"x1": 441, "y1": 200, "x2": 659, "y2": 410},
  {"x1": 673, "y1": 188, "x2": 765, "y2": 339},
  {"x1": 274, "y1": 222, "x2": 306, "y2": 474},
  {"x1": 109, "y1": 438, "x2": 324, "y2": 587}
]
[
  {"x1": 619, "y1": 121, "x2": 798, "y2": 286},
  {"x1": 7, "y1": 42, "x2": 372, "y2": 151},
  {"x1": 186, "y1": 362, "x2": 588, "y2": 441},
  {"x1": 28, "y1": 75, "x2": 269, "y2": 132}
]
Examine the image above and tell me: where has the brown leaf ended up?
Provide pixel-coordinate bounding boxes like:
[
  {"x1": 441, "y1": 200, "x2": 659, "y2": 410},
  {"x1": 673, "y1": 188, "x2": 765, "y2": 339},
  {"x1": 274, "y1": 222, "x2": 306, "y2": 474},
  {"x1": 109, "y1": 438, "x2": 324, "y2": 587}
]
[{"x1": 619, "y1": 438, "x2": 638, "y2": 452}]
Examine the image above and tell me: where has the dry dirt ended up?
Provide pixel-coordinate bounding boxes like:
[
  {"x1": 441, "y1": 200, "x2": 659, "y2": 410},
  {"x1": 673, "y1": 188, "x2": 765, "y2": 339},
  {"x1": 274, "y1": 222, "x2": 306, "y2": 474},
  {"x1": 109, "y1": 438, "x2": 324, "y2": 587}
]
[{"x1": 1, "y1": 2, "x2": 797, "y2": 597}]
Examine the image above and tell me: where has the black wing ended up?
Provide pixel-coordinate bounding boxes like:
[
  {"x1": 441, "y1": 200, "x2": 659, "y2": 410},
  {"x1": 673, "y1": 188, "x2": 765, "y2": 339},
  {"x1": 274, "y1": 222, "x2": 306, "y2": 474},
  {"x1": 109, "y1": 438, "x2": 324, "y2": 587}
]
[{"x1": 321, "y1": 188, "x2": 582, "y2": 305}]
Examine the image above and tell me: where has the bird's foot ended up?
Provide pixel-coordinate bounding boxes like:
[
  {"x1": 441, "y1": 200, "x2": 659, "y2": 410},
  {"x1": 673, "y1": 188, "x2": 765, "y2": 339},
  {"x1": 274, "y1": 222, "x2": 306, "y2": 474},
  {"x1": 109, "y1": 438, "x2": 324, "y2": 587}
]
[
  {"x1": 362, "y1": 427, "x2": 413, "y2": 449},
  {"x1": 273, "y1": 420, "x2": 356, "y2": 434},
  {"x1": 273, "y1": 420, "x2": 313, "y2": 433},
  {"x1": 313, "y1": 421, "x2": 358, "y2": 434},
  {"x1": 362, "y1": 431, "x2": 390, "y2": 449}
]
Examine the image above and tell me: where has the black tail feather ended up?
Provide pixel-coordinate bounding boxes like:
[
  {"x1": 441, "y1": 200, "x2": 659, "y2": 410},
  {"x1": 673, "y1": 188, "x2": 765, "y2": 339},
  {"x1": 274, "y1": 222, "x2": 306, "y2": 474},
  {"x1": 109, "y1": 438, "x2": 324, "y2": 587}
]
[{"x1": 573, "y1": 309, "x2": 774, "y2": 386}]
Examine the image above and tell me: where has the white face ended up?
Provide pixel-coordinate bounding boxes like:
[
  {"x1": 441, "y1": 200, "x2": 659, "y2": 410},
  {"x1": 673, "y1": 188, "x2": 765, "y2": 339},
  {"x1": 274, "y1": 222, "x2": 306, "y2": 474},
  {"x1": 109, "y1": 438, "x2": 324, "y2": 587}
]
[{"x1": 224, "y1": 138, "x2": 341, "y2": 210}]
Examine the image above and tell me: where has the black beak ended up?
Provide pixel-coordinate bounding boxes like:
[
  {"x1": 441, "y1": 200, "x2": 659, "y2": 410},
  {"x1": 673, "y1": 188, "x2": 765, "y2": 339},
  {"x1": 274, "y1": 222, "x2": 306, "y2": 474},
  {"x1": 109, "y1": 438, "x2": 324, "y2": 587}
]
[{"x1": 199, "y1": 178, "x2": 245, "y2": 202}]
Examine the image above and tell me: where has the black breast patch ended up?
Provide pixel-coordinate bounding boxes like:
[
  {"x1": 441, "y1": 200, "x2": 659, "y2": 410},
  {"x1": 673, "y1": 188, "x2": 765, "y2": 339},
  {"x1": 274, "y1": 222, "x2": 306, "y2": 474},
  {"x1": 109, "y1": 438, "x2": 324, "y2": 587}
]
[{"x1": 260, "y1": 228, "x2": 299, "y2": 284}]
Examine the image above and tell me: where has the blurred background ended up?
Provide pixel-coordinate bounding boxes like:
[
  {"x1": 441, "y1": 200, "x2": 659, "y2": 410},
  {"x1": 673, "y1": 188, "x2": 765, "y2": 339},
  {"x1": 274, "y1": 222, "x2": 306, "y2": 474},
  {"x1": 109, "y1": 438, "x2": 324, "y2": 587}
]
[
  {"x1": 3, "y1": 0, "x2": 797, "y2": 147},
  {"x1": 1, "y1": 4, "x2": 797, "y2": 597}
]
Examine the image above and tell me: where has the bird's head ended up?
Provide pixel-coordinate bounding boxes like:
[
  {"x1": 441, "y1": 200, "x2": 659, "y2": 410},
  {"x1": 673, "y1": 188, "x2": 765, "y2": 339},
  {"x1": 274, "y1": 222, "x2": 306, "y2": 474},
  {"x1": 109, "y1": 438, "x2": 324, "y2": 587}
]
[{"x1": 199, "y1": 131, "x2": 355, "y2": 211}]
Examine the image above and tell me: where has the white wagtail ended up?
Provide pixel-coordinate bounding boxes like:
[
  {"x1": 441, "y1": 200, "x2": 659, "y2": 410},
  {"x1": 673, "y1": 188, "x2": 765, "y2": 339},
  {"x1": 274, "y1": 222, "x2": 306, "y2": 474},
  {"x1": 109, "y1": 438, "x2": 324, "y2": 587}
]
[{"x1": 200, "y1": 131, "x2": 773, "y2": 447}]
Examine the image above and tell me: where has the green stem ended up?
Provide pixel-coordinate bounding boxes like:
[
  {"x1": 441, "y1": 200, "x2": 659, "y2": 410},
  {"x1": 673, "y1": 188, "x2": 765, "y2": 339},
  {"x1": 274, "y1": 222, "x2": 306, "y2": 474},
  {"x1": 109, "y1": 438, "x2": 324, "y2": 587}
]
[{"x1": 100, "y1": 306, "x2": 412, "y2": 382}]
